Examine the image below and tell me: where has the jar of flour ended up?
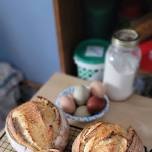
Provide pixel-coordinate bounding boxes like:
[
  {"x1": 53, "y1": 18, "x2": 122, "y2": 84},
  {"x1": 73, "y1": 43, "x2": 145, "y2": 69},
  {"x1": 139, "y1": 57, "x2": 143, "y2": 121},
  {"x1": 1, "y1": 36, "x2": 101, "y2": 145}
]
[{"x1": 103, "y1": 29, "x2": 141, "y2": 101}]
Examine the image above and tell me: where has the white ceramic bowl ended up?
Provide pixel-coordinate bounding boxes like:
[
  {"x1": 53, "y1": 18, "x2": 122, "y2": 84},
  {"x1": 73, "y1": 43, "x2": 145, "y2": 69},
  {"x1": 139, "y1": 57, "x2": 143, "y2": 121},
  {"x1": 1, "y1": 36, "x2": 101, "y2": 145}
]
[{"x1": 55, "y1": 86, "x2": 110, "y2": 122}]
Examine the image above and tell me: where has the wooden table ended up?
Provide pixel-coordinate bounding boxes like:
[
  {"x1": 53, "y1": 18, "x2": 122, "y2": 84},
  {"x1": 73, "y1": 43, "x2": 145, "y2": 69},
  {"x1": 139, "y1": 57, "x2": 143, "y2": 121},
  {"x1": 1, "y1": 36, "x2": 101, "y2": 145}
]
[{"x1": 1, "y1": 73, "x2": 152, "y2": 150}]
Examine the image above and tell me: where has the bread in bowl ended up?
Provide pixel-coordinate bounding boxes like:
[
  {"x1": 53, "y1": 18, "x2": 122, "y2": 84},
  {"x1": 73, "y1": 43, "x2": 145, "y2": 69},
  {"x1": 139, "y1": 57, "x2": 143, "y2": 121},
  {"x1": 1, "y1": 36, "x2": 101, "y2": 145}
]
[
  {"x1": 5, "y1": 96, "x2": 69, "y2": 152},
  {"x1": 72, "y1": 122, "x2": 144, "y2": 152}
]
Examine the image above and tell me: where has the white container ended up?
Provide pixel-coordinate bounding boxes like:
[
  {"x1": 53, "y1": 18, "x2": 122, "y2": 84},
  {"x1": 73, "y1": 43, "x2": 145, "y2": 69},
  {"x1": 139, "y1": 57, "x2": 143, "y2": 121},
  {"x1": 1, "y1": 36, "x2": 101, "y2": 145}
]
[
  {"x1": 74, "y1": 59, "x2": 105, "y2": 81},
  {"x1": 73, "y1": 39, "x2": 109, "y2": 80},
  {"x1": 103, "y1": 29, "x2": 141, "y2": 101}
]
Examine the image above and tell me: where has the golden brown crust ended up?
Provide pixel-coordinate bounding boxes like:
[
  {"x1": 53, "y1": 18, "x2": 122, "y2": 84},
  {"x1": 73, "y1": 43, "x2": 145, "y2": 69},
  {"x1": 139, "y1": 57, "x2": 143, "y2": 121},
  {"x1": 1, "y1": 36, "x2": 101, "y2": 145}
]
[
  {"x1": 72, "y1": 131, "x2": 82, "y2": 152},
  {"x1": 6, "y1": 96, "x2": 69, "y2": 151},
  {"x1": 72, "y1": 122, "x2": 144, "y2": 152},
  {"x1": 6, "y1": 111, "x2": 35, "y2": 150}
]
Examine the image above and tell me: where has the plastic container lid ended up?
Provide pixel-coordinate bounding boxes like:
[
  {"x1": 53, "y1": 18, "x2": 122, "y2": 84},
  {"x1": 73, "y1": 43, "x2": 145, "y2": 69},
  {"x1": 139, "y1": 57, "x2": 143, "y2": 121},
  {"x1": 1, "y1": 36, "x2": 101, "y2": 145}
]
[{"x1": 74, "y1": 39, "x2": 109, "y2": 65}]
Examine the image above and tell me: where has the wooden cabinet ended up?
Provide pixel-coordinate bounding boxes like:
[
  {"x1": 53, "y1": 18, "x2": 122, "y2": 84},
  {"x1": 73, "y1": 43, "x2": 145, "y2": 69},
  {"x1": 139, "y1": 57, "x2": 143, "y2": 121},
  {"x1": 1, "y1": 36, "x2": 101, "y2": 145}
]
[
  {"x1": 53, "y1": 0, "x2": 151, "y2": 75},
  {"x1": 53, "y1": 0, "x2": 85, "y2": 75}
]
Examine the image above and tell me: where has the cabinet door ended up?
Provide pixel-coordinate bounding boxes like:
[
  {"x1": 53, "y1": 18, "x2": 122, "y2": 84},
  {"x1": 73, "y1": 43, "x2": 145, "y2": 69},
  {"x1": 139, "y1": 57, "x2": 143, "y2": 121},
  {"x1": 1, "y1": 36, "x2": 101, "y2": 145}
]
[{"x1": 53, "y1": 0, "x2": 84, "y2": 74}]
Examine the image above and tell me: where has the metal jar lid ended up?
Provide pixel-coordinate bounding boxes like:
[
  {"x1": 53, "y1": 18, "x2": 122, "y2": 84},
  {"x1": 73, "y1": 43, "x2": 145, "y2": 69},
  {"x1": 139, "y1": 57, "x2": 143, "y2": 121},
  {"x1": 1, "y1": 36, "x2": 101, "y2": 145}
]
[{"x1": 112, "y1": 29, "x2": 139, "y2": 48}]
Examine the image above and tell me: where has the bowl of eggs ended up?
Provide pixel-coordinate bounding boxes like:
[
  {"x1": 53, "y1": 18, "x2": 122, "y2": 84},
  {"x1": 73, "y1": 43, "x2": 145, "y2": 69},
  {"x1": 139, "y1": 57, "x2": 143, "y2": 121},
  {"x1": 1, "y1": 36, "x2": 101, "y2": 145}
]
[{"x1": 55, "y1": 81, "x2": 110, "y2": 122}]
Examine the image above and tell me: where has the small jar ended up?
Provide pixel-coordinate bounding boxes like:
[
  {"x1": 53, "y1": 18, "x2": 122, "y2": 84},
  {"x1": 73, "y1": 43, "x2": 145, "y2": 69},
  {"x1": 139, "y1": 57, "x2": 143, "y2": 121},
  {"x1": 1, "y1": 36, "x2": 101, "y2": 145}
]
[{"x1": 103, "y1": 29, "x2": 141, "y2": 101}]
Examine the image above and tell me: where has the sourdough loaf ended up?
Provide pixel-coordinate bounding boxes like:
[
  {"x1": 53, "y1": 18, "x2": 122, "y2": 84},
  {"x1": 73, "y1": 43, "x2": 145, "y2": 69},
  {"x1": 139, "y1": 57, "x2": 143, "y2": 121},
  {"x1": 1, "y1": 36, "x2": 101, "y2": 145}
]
[
  {"x1": 72, "y1": 122, "x2": 144, "y2": 152},
  {"x1": 5, "y1": 96, "x2": 69, "y2": 152}
]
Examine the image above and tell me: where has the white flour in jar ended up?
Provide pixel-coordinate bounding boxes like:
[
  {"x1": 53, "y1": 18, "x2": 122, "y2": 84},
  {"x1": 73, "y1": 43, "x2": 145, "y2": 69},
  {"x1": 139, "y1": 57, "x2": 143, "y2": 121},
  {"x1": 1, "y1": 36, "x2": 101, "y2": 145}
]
[
  {"x1": 103, "y1": 29, "x2": 141, "y2": 101},
  {"x1": 103, "y1": 55, "x2": 138, "y2": 101}
]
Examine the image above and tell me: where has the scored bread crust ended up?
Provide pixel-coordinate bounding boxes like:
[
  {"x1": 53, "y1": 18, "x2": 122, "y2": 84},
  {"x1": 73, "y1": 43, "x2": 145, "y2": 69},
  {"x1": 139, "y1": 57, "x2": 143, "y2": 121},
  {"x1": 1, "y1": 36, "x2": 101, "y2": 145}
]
[
  {"x1": 5, "y1": 96, "x2": 69, "y2": 152},
  {"x1": 126, "y1": 127, "x2": 145, "y2": 152},
  {"x1": 72, "y1": 122, "x2": 144, "y2": 152}
]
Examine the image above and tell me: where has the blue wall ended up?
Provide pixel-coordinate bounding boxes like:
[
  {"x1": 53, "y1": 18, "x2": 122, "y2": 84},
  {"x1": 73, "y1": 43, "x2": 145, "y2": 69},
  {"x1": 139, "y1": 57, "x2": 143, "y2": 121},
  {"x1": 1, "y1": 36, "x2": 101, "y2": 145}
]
[{"x1": 0, "y1": 0, "x2": 60, "y2": 83}]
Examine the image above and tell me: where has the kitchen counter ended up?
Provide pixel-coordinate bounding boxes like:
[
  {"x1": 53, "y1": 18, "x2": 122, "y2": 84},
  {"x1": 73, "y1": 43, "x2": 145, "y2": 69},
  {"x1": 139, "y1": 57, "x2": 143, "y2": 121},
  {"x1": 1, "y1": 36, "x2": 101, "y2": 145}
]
[{"x1": 1, "y1": 73, "x2": 152, "y2": 150}]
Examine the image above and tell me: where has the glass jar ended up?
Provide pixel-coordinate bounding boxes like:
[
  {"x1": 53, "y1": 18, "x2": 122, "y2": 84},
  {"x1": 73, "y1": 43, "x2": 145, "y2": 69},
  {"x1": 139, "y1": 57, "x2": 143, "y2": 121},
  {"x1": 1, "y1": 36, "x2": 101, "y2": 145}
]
[{"x1": 103, "y1": 29, "x2": 141, "y2": 101}]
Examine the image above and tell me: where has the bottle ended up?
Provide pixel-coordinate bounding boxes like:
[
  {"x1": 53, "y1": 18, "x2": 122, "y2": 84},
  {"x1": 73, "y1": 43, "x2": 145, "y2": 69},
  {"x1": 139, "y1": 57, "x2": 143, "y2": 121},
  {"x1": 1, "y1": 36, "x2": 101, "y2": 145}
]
[{"x1": 103, "y1": 29, "x2": 141, "y2": 101}]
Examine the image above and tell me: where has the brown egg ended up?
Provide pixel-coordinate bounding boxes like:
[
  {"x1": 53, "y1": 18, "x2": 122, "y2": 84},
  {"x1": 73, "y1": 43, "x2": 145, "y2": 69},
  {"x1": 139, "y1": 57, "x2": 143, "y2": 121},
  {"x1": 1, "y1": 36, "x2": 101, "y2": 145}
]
[
  {"x1": 87, "y1": 96, "x2": 106, "y2": 115},
  {"x1": 60, "y1": 95, "x2": 76, "y2": 114},
  {"x1": 89, "y1": 81, "x2": 106, "y2": 98},
  {"x1": 74, "y1": 106, "x2": 90, "y2": 117}
]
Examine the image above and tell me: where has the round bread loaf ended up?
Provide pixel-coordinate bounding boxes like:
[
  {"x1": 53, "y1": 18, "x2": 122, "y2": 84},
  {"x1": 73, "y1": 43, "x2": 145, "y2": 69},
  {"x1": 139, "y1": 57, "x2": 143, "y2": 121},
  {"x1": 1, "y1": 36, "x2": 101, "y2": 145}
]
[
  {"x1": 72, "y1": 122, "x2": 144, "y2": 152},
  {"x1": 5, "y1": 96, "x2": 69, "y2": 152}
]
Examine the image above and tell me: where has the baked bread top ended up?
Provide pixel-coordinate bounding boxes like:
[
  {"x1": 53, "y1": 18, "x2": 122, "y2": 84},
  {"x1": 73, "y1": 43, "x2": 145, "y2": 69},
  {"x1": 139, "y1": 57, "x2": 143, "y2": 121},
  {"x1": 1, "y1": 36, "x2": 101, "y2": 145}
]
[
  {"x1": 72, "y1": 122, "x2": 144, "y2": 152},
  {"x1": 6, "y1": 96, "x2": 69, "y2": 152}
]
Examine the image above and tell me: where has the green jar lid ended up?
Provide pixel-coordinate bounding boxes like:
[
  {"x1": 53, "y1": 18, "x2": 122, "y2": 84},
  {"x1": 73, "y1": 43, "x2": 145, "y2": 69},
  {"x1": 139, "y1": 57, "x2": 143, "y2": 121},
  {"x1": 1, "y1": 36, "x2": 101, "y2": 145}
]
[{"x1": 74, "y1": 39, "x2": 109, "y2": 65}]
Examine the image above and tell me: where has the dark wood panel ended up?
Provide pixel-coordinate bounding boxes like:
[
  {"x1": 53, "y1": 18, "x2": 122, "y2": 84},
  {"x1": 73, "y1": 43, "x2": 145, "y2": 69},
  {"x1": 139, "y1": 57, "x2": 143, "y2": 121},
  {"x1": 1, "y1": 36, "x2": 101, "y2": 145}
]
[{"x1": 53, "y1": 0, "x2": 85, "y2": 74}]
